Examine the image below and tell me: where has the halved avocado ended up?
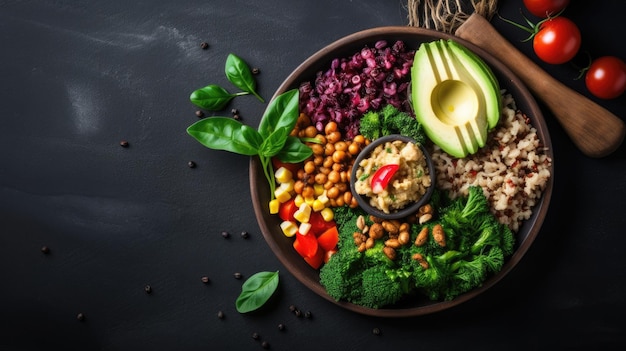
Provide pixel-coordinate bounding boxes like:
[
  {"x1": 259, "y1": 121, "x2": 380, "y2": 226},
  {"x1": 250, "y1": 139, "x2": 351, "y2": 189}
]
[{"x1": 411, "y1": 39, "x2": 501, "y2": 158}]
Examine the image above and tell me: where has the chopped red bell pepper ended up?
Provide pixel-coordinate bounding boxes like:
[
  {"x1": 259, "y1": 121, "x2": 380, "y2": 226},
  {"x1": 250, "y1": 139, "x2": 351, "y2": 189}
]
[
  {"x1": 317, "y1": 226, "x2": 339, "y2": 252},
  {"x1": 293, "y1": 231, "x2": 318, "y2": 259},
  {"x1": 278, "y1": 199, "x2": 298, "y2": 222},
  {"x1": 370, "y1": 164, "x2": 399, "y2": 194}
]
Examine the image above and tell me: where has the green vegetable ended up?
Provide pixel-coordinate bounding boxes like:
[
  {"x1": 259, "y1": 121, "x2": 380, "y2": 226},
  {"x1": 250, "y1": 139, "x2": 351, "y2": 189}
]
[
  {"x1": 225, "y1": 53, "x2": 264, "y2": 103},
  {"x1": 189, "y1": 53, "x2": 264, "y2": 111},
  {"x1": 358, "y1": 104, "x2": 425, "y2": 144},
  {"x1": 235, "y1": 271, "x2": 279, "y2": 313},
  {"x1": 190, "y1": 84, "x2": 249, "y2": 111},
  {"x1": 187, "y1": 89, "x2": 312, "y2": 198},
  {"x1": 319, "y1": 186, "x2": 516, "y2": 308}
]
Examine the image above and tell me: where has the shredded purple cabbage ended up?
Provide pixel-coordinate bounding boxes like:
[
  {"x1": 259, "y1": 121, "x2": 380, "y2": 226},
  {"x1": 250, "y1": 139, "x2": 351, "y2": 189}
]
[{"x1": 299, "y1": 40, "x2": 415, "y2": 139}]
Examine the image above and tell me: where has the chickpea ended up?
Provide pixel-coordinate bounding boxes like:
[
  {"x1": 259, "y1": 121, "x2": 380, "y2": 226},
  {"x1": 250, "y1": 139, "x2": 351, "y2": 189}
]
[
  {"x1": 314, "y1": 173, "x2": 327, "y2": 185},
  {"x1": 304, "y1": 125, "x2": 318, "y2": 138},
  {"x1": 348, "y1": 142, "x2": 361, "y2": 155},
  {"x1": 323, "y1": 156, "x2": 334, "y2": 168},
  {"x1": 332, "y1": 163, "x2": 343, "y2": 172},
  {"x1": 324, "y1": 143, "x2": 335, "y2": 156},
  {"x1": 328, "y1": 170, "x2": 341, "y2": 184},
  {"x1": 326, "y1": 186, "x2": 340, "y2": 199},
  {"x1": 315, "y1": 134, "x2": 326, "y2": 144},
  {"x1": 313, "y1": 155, "x2": 324, "y2": 166},
  {"x1": 297, "y1": 169, "x2": 306, "y2": 180},
  {"x1": 323, "y1": 180, "x2": 334, "y2": 190},
  {"x1": 302, "y1": 185, "x2": 315, "y2": 199},
  {"x1": 324, "y1": 121, "x2": 338, "y2": 135},
  {"x1": 326, "y1": 131, "x2": 341, "y2": 144},
  {"x1": 310, "y1": 143, "x2": 324, "y2": 156},
  {"x1": 352, "y1": 134, "x2": 365, "y2": 145},
  {"x1": 336, "y1": 182, "x2": 348, "y2": 193},
  {"x1": 339, "y1": 171, "x2": 349, "y2": 183},
  {"x1": 335, "y1": 196, "x2": 345, "y2": 207},
  {"x1": 293, "y1": 180, "x2": 305, "y2": 194},
  {"x1": 343, "y1": 191, "x2": 353, "y2": 205},
  {"x1": 319, "y1": 166, "x2": 331, "y2": 175},
  {"x1": 332, "y1": 150, "x2": 347, "y2": 163},
  {"x1": 334, "y1": 141, "x2": 348, "y2": 152},
  {"x1": 304, "y1": 160, "x2": 316, "y2": 174}
]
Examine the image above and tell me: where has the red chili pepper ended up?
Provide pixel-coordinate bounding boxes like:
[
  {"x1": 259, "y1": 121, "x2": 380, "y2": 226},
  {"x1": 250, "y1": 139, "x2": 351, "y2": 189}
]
[{"x1": 370, "y1": 164, "x2": 399, "y2": 194}]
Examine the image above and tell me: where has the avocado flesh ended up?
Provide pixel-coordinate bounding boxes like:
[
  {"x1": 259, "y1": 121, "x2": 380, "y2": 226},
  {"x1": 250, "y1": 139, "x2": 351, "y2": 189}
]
[{"x1": 411, "y1": 39, "x2": 501, "y2": 158}]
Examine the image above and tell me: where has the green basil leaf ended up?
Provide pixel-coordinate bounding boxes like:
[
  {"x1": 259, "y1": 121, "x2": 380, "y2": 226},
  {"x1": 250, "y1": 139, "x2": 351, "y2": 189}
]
[
  {"x1": 274, "y1": 136, "x2": 313, "y2": 163},
  {"x1": 235, "y1": 271, "x2": 279, "y2": 313},
  {"x1": 187, "y1": 117, "x2": 260, "y2": 156},
  {"x1": 225, "y1": 53, "x2": 264, "y2": 102},
  {"x1": 190, "y1": 84, "x2": 237, "y2": 111},
  {"x1": 257, "y1": 89, "x2": 299, "y2": 139},
  {"x1": 259, "y1": 126, "x2": 289, "y2": 157}
]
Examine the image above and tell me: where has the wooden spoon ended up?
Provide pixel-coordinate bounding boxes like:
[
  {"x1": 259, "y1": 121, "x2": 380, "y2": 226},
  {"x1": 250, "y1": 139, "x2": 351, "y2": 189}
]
[{"x1": 455, "y1": 13, "x2": 625, "y2": 158}]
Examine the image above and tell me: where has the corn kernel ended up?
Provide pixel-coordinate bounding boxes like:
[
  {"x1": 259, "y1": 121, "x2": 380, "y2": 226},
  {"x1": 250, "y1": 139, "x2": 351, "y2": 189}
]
[
  {"x1": 269, "y1": 199, "x2": 280, "y2": 214},
  {"x1": 293, "y1": 203, "x2": 312, "y2": 223},
  {"x1": 313, "y1": 183, "x2": 324, "y2": 196},
  {"x1": 294, "y1": 194, "x2": 304, "y2": 207},
  {"x1": 298, "y1": 222, "x2": 312, "y2": 235},
  {"x1": 280, "y1": 220, "x2": 298, "y2": 237},
  {"x1": 274, "y1": 166, "x2": 293, "y2": 184},
  {"x1": 279, "y1": 180, "x2": 294, "y2": 193},
  {"x1": 304, "y1": 196, "x2": 315, "y2": 206},
  {"x1": 320, "y1": 207, "x2": 334, "y2": 222},
  {"x1": 316, "y1": 191, "x2": 329, "y2": 205},
  {"x1": 312, "y1": 199, "x2": 325, "y2": 212},
  {"x1": 274, "y1": 186, "x2": 292, "y2": 203}
]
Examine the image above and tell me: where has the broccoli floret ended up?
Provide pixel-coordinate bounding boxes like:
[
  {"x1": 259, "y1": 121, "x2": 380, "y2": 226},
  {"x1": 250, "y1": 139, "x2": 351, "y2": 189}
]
[
  {"x1": 359, "y1": 110, "x2": 382, "y2": 140},
  {"x1": 358, "y1": 104, "x2": 425, "y2": 144},
  {"x1": 358, "y1": 265, "x2": 412, "y2": 308},
  {"x1": 319, "y1": 244, "x2": 364, "y2": 303}
]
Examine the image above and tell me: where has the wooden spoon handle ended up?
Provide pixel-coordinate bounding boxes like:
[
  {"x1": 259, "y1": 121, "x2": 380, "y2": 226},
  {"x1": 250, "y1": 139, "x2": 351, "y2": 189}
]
[{"x1": 455, "y1": 13, "x2": 624, "y2": 158}]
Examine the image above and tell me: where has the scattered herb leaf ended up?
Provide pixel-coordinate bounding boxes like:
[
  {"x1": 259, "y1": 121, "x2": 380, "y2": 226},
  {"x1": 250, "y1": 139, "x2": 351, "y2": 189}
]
[
  {"x1": 235, "y1": 271, "x2": 279, "y2": 313},
  {"x1": 225, "y1": 53, "x2": 265, "y2": 103}
]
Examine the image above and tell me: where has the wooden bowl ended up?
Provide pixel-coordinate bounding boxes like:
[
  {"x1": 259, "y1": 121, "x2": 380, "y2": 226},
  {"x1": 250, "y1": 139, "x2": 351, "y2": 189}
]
[{"x1": 250, "y1": 26, "x2": 553, "y2": 317}]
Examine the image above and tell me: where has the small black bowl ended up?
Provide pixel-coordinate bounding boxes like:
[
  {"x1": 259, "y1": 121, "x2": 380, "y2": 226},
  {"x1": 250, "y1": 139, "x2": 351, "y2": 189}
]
[{"x1": 349, "y1": 134, "x2": 435, "y2": 220}]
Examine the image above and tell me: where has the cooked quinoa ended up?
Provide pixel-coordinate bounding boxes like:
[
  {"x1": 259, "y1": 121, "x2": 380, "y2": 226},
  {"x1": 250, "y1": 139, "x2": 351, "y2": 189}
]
[{"x1": 430, "y1": 93, "x2": 552, "y2": 232}]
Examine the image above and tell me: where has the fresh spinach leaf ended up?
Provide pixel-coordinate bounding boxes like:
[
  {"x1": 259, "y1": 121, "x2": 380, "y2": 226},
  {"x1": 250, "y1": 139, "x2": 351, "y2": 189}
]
[
  {"x1": 190, "y1": 84, "x2": 244, "y2": 111},
  {"x1": 259, "y1": 126, "x2": 289, "y2": 158},
  {"x1": 235, "y1": 271, "x2": 279, "y2": 313},
  {"x1": 257, "y1": 88, "x2": 299, "y2": 139},
  {"x1": 186, "y1": 117, "x2": 260, "y2": 156},
  {"x1": 225, "y1": 53, "x2": 264, "y2": 103},
  {"x1": 274, "y1": 136, "x2": 313, "y2": 163}
]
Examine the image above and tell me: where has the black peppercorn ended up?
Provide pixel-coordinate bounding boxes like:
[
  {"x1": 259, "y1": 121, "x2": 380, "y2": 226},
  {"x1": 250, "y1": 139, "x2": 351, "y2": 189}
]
[
  {"x1": 200, "y1": 42, "x2": 209, "y2": 49},
  {"x1": 187, "y1": 161, "x2": 196, "y2": 168},
  {"x1": 252, "y1": 67, "x2": 260, "y2": 75},
  {"x1": 119, "y1": 140, "x2": 129, "y2": 147},
  {"x1": 251, "y1": 332, "x2": 260, "y2": 340},
  {"x1": 144, "y1": 284, "x2": 152, "y2": 294},
  {"x1": 231, "y1": 108, "x2": 239, "y2": 115},
  {"x1": 294, "y1": 309, "x2": 301, "y2": 317},
  {"x1": 41, "y1": 246, "x2": 50, "y2": 254},
  {"x1": 201, "y1": 276, "x2": 210, "y2": 284},
  {"x1": 76, "y1": 313, "x2": 85, "y2": 321},
  {"x1": 240, "y1": 231, "x2": 249, "y2": 239},
  {"x1": 195, "y1": 110, "x2": 204, "y2": 118},
  {"x1": 217, "y1": 310, "x2": 225, "y2": 319},
  {"x1": 221, "y1": 231, "x2": 230, "y2": 238},
  {"x1": 288, "y1": 305, "x2": 296, "y2": 312},
  {"x1": 304, "y1": 311, "x2": 312, "y2": 319},
  {"x1": 261, "y1": 341, "x2": 270, "y2": 349},
  {"x1": 372, "y1": 327, "x2": 381, "y2": 335},
  {"x1": 277, "y1": 323, "x2": 285, "y2": 331},
  {"x1": 234, "y1": 272, "x2": 242, "y2": 279}
]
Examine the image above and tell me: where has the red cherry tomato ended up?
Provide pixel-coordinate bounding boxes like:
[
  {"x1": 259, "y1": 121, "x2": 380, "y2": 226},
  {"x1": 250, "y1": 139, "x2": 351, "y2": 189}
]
[
  {"x1": 308, "y1": 211, "x2": 336, "y2": 236},
  {"x1": 533, "y1": 16, "x2": 580, "y2": 64},
  {"x1": 317, "y1": 226, "x2": 339, "y2": 252},
  {"x1": 523, "y1": 0, "x2": 569, "y2": 18},
  {"x1": 370, "y1": 164, "x2": 399, "y2": 194},
  {"x1": 278, "y1": 199, "x2": 297, "y2": 222},
  {"x1": 293, "y1": 232, "x2": 318, "y2": 259},
  {"x1": 303, "y1": 245, "x2": 325, "y2": 269},
  {"x1": 585, "y1": 56, "x2": 626, "y2": 99}
]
